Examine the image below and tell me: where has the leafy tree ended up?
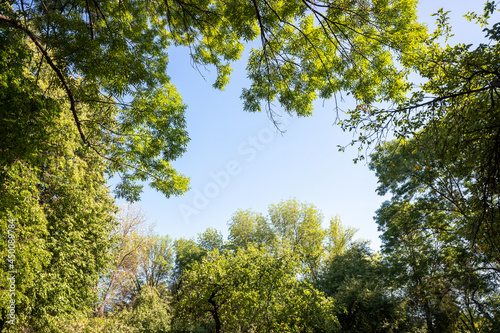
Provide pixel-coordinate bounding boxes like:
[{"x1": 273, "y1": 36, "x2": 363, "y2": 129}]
[
  {"x1": 197, "y1": 228, "x2": 225, "y2": 253},
  {"x1": 137, "y1": 235, "x2": 174, "y2": 290},
  {"x1": 227, "y1": 199, "x2": 327, "y2": 280},
  {"x1": 67, "y1": 285, "x2": 171, "y2": 333},
  {"x1": 319, "y1": 219, "x2": 411, "y2": 333},
  {"x1": 375, "y1": 198, "x2": 491, "y2": 332},
  {"x1": 324, "y1": 243, "x2": 413, "y2": 332},
  {"x1": 1, "y1": 0, "x2": 190, "y2": 201},
  {"x1": 0, "y1": 47, "x2": 117, "y2": 331},
  {"x1": 79, "y1": 207, "x2": 174, "y2": 333},
  {"x1": 227, "y1": 209, "x2": 275, "y2": 250},
  {"x1": 118, "y1": 285, "x2": 171, "y2": 333},
  {"x1": 325, "y1": 216, "x2": 358, "y2": 259},
  {"x1": 268, "y1": 199, "x2": 326, "y2": 279},
  {"x1": 343, "y1": 2, "x2": 500, "y2": 155},
  {"x1": 96, "y1": 205, "x2": 152, "y2": 316},
  {"x1": 95, "y1": 212, "x2": 174, "y2": 316},
  {"x1": 175, "y1": 246, "x2": 339, "y2": 333},
  {"x1": 170, "y1": 238, "x2": 205, "y2": 296},
  {"x1": 372, "y1": 152, "x2": 500, "y2": 332},
  {"x1": 370, "y1": 69, "x2": 500, "y2": 330},
  {"x1": 366, "y1": 5, "x2": 500, "y2": 331}
]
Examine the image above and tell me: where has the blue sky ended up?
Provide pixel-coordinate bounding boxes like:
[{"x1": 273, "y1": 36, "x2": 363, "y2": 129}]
[{"x1": 113, "y1": 0, "x2": 489, "y2": 249}]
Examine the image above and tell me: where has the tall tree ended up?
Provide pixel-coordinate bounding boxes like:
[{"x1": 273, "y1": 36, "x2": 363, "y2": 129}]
[
  {"x1": 227, "y1": 199, "x2": 327, "y2": 279},
  {"x1": 268, "y1": 199, "x2": 326, "y2": 279},
  {"x1": 95, "y1": 208, "x2": 174, "y2": 316},
  {"x1": 319, "y1": 242, "x2": 412, "y2": 332},
  {"x1": 372, "y1": 139, "x2": 500, "y2": 332},
  {"x1": 96, "y1": 205, "x2": 151, "y2": 316},
  {"x1": 170, "y1": 238, "x2": 205, "y2": 297},
  {"x1": 368, "y1": 5, "x2": 500, "y2": 330},
  {"x1": 0, "y1": 48, "x2": 117, "y2": 330},
  {"x1": 325, "y1": 216, "x2": 358, "y2": 259},
  {"x1": 227, "y1": 209, "x2": 275, "y2": 250},
  {"x1": 197, "y1": 228, "x2": 225, "y2": 253},
  {"x1": 117, "y1": 285, "x2": 172, "y2": 333}
]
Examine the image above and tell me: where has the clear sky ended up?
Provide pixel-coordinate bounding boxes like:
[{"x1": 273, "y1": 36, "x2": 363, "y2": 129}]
[{"x1": 112, "y1": 0, "x2": 489, "y2": 250}]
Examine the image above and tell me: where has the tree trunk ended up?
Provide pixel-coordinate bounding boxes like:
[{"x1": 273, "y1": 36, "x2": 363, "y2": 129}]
[{"x1": 208, "y1": 293, "x2": 222, "y2": 333}]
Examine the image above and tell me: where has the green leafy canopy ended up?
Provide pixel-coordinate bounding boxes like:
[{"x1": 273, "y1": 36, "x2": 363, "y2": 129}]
[{"x1": 1, "y1": 0, "x2": 426, "y2": 199}]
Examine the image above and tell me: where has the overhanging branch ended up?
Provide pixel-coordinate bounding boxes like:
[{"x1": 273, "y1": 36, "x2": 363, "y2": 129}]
[
  {"x1": 386, "y1": 86, "x2": 493, "y2": 114},
  {"x1": 0, "y1": 13, "x2": 89, "y2": 146}
]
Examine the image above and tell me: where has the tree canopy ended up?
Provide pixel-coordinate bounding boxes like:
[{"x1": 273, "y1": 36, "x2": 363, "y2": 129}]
[
  {"x1": 175, "y1": 246, "x2": 338, "y2": 333},
  {"x1": 342, "y1": 2, "x2": 500, "y2": 155},
  {"x1": 1, "y1": 0, "x2": 426, "y2": 199},
  {"x1": 367, "y1": 4, "x2": 500, "y2": 330},
  {"x1": 0, "y1": 52, "x2": 117, "y2": 330}
]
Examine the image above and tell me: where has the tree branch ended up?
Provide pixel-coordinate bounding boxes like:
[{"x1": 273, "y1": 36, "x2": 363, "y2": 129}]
[
  {"x1": 0, "y1": 13, "x2": 89, "y2": 146},
  {"x1": 386, "y1": 86, "x2": 492, "y2": 114}
]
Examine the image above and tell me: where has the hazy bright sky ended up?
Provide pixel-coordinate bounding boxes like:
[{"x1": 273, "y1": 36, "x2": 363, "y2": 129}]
[{"x1": 113, "y1": 0, "x2": 489, "y2": 250}]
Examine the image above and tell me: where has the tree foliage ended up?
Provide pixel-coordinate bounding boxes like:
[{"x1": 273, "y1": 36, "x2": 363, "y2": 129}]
[
  {"x1": 368, "y1": 7, "x2": 500, "y2": 327},
  {"x1": 226, "y1": 199, "x2": 327, "y2": 278},
  {"x1": 343, "y1": 2, "x2": 500, "y2": 155},
  {"x1": 1, "y1": 0, "x2": 426, "y2": 199},
  {"x1": 96, "y1": 205, "x2": 174, "y2": 317},
  {"x1": 371, "y1": 136, "x2": 500, "y2": 331},
  {"x1": 325, "y1": 215, "x2": 358, "y2": 259},
  {"x1": 319, "y1": 242, "x2": 412, "y2": 332},
  {"x1": 175, "y1": 246, "x2": 338, "y2": 333},
  {"x1": 3, "y1": 0, "x2": 500, "y2": 331},
  {"x1": 0, "y1": 43, "x2": 117, "y2": 330},
  {"x1": 227, "y1": 209, "x2": 274, "y2": 250}
]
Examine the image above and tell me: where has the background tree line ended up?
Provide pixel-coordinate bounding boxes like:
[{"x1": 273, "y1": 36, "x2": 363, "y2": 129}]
[
  {"x1": 31, "y1": 198, "x2": 496, "y2": 332},
  {"x1": 53, "y1": 201, "x2": 423, "y2": 332}
]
